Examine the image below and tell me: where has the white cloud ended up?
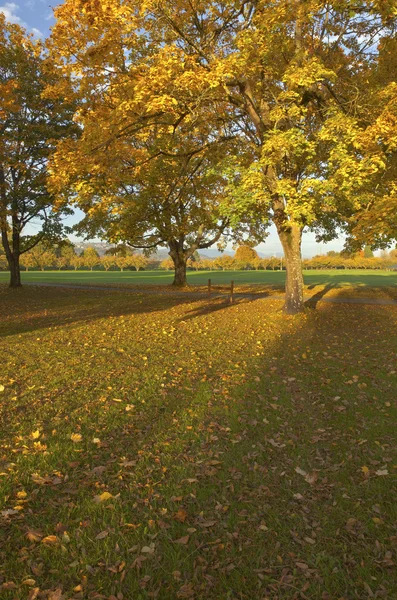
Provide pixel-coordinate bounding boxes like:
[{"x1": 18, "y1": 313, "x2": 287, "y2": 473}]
[
  {"x1": 0, "y1": 2, "x2": 24, "y2": 25},
  {"x1": 31, "y1": 26, "x2": 43, "y2": 37},
  {"x1": 0, "y1": 2, "x2": 43, "y2": 36}
]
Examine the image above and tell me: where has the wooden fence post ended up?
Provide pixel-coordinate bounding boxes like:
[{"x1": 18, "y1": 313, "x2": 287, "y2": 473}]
[
  {"x1": 230, "y1": 280, "x2": 234, "y2": 303},
  {"x1": 208, "y1": 278, "x2": 211, "y2": 298}
]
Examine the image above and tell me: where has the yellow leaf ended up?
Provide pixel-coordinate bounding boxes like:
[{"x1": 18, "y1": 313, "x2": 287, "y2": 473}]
[
  {"x1": 41, "y1": 535, "x2": 58, "y2": 545},
  {"x1": 17, "y1": 490, "x2": 27, "y2": 499},
  {"x1": 70, "y1": 433, "x2": 82, "y2": 443},
  {"x1": 0, "y1": 385, "x2": 4, "y2": 392},
  {"x1": 96, "y1": 491, "x2": 113, "y2": 502}
]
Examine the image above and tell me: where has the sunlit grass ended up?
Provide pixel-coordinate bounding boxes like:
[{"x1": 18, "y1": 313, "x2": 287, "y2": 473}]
[{"x1": 0, "y1": 267, "x2": 396, "y2": 288}]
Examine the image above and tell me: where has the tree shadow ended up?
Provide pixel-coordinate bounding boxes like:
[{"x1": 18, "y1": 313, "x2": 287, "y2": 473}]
[
  {"x1": 0, "y1": 286, "x2": 202, "y2": 339},
  {"x1": 304, "y1": 283, "x2": 336, "y2": 309}
]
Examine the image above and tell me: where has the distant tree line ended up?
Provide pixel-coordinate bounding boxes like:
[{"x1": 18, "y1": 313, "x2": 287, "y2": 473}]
[
  {"x1": 1, "y1": 242, "x2": 396, "y2": 273},
  {"x1": 0, "y1": 241, "x2": 149, "y2": 272}
]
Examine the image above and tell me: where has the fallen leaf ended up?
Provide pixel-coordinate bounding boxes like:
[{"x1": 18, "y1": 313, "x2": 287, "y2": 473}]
[
  {"x1": 174, "y1": 535, "x2": 190, "y2": 545},
  {"x1": 375, "y1": 469, "x2": 388, "y2": 476},
  {"x1": 1, "y1": 509, "x2": 19, "y2": 517},
  {"x1": 26, "y1": 529, "x2": 43, "y2": 542},
  {"x1": 304, "y1": 537, "x2": 316, "y2": 545},
  {"x1": 70, "y1": 433, "x2": 82, "y2": 443},
  {"x1": 177, "y1": 583, "x2": 194, "y2": 598},
  {"x1": 93, "y1": 490, "x2": 113, "y2": 503},
  {"x1": 199, "y1": 520, "x2": 216, "y2": 527},
  {"x1": 95, "y1": 530, "x2": 109, "y2": 540},
  {"x1": 27, "y1": 588, "x2": 40, "y2": 600},
  {"x1": 174, "y1": 509, "x2": 187, "y2": 523},
  {"x1": 41, "y1": 535, "x2": 58, "y2": 545}
]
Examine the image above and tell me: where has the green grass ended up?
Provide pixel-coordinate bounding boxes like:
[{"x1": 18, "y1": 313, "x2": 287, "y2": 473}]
[
  {"x1": 0, "y1": 268, "x2": 396, "y2": 288},
  {"x1": 0, "y1": 285, "x2": 396, "y2": 599}
]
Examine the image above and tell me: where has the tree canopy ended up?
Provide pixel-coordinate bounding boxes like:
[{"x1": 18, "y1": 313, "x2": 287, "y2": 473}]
[
  {"x1": 0, "y1": 15, "x2": 77, "y2": 287},
  {"x1": 48, "y1": 0, "x2": 397, "y2": 310}
]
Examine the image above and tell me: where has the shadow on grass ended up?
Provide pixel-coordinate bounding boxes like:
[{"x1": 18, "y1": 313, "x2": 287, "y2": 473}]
[
  {"x1": 304, "y1": 283, "x2": 336, "y2": 309},
  {"x1": 1, "y1": 285, "x2": 396, "y2": 598}
]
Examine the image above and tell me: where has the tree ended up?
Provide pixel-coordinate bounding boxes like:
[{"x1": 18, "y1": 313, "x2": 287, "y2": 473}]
[
  {"x1": 234, "y1": 246, "x2": 259, "y2": 270},
  {"x1": 58, "y1": 240, "x2": 76, "y2": 268},
  {"x1": 0, "y1": 15, "x2": 76, "y2": 287},
  {"x1": 70, "y1": 254, "x2": 84, "y2": 271},
  {"x1": 201, "y1": 259, "x2": 215, "y2": 271},
  {"x1": 160, "y1": 258, "x2": 174, "y2": 271},
  {"x1": 252, "y1": 257, "x2": 263, "y2": 271},
  {"x1": 130, "y1": 254, "x2": 148, "y2": 271},
  {"x1": 215, "y1": 255, "x2": 235, "y2": 271},
  {"x1": 20, "y1": 252, "x2": 36, "y2": 272},
  {"x1": 82, "y1": 247, "x2": 99, "y2": 271},
  {"x1": 23, "y1": 243, "x2": 56, "y2": 271},
  {"x1": 55, "y1": 256, "x2": 68, "y2": 271},
  {"x1": 101, "y1": 255, "x2": 115, "y2": 271},
  {"x1": 363, "y1": 246, "x2": 374, "y2": 259},
  {"x1": 115, "y1": 255, "x2": 134, "y2": 272},
  {"x1": 52, "y1": 123, "x2": 234, "y2": 286},
  {"x1": 49, "y1": 1, "x2": 396, "y2": 310}
]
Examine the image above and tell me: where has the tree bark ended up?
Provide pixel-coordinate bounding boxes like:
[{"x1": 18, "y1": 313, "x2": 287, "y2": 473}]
[
  {"x1": 277, "y1": 223, "x2": 304, "y2": 314},
  {"x1": 8, "y1": 253, "x2": 22, "y2": 287},
  {"x1": 171, "y1": 251, "x2": 188, "y2": 286},
  {"x1": 1, "y1": 225, "x2": 22, "y2": 288}
]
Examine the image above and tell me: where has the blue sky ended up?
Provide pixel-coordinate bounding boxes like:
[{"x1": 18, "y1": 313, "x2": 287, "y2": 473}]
[{"x1": 1, "y1": 1, "x2": 347, "y2": 257}]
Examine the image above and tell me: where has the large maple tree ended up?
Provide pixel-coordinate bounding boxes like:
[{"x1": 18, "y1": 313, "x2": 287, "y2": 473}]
[{"x1": 49, "y1": 0, "x2": 396, "y2": 311}]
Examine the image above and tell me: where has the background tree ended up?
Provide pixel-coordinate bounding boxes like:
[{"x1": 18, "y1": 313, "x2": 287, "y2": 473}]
[
  {"x1": 82, "y1": 246, "x2": 100, "y2": 271},
  {"x1": 130, "y1": 254, "x2": 148, "y2": 272},
  {"x1": 115, "y1": 255, "x2": 134, "y2": 272},
  {"x1": 101, "y1": 255, "x2": 115, "y2": 271},
  {"x1": 55, "y1": 255, "x2": 68, "y2": 271},
  {"x1": 0, "y1": 15, "x2": 77, "y2": 287},
  {"x1": 214, "y1": 255, "x2": 235, "y2": 271},
  {"x1": 160, "y1": 258, "x2": 174, "y2": 271},
  {"x1": 53, "y1": 123, "x2": 235, "y2": 286},
  {"x1": 70, "y1": 254, "x2": 84, "y2": 271},
  {"x1": 234, "y1": 246, "x2": 259, "y2": 270},
  {"x1": 201, "y1": 258, "x2": 214, "y2": 271},
  {"x1": 20, "y1": 252, "x2": 35, "y2": 272},
  {"x1": 23, "y1": 242, "x2": 56, "y2": 271},
  {"x1": 58, "y1": 240, "x2": 76, "y2": 268}
]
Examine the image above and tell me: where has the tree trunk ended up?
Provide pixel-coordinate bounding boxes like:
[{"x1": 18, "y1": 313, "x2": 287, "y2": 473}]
[
  {"x1": 170, "y1": 252, "x2": 188, "y2": 287},
  {"x1": 9, "y1": 253, "x2": 22, "y2": 288},
  {"x1": 278, "y1": 224, "x2": 304, "y2": 314},
  {"x1": 1, "y1": 226, "x2": 22, "y2": 288}
]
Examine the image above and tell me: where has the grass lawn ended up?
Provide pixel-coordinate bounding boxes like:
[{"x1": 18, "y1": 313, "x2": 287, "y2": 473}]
[
  {"x1": 0, "y1": 285, "x2": 396, "y2": 599},
  {"x1": 0, "y1": 268, "x2": 396, "y2": 289}
]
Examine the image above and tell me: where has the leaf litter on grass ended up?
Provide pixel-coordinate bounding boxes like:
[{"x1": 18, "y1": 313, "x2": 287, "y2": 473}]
[{"x1": 0, "y1": 286, "x2": 396, "y2": 599}]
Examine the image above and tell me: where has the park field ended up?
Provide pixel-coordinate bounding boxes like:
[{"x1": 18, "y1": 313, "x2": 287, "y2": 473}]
[
  {"x1": 0, "y1": 284, "x2": 396, "y2": 599},
  {"x1": 0, "y1": 268, "x2": 397, "y2": 290}
]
